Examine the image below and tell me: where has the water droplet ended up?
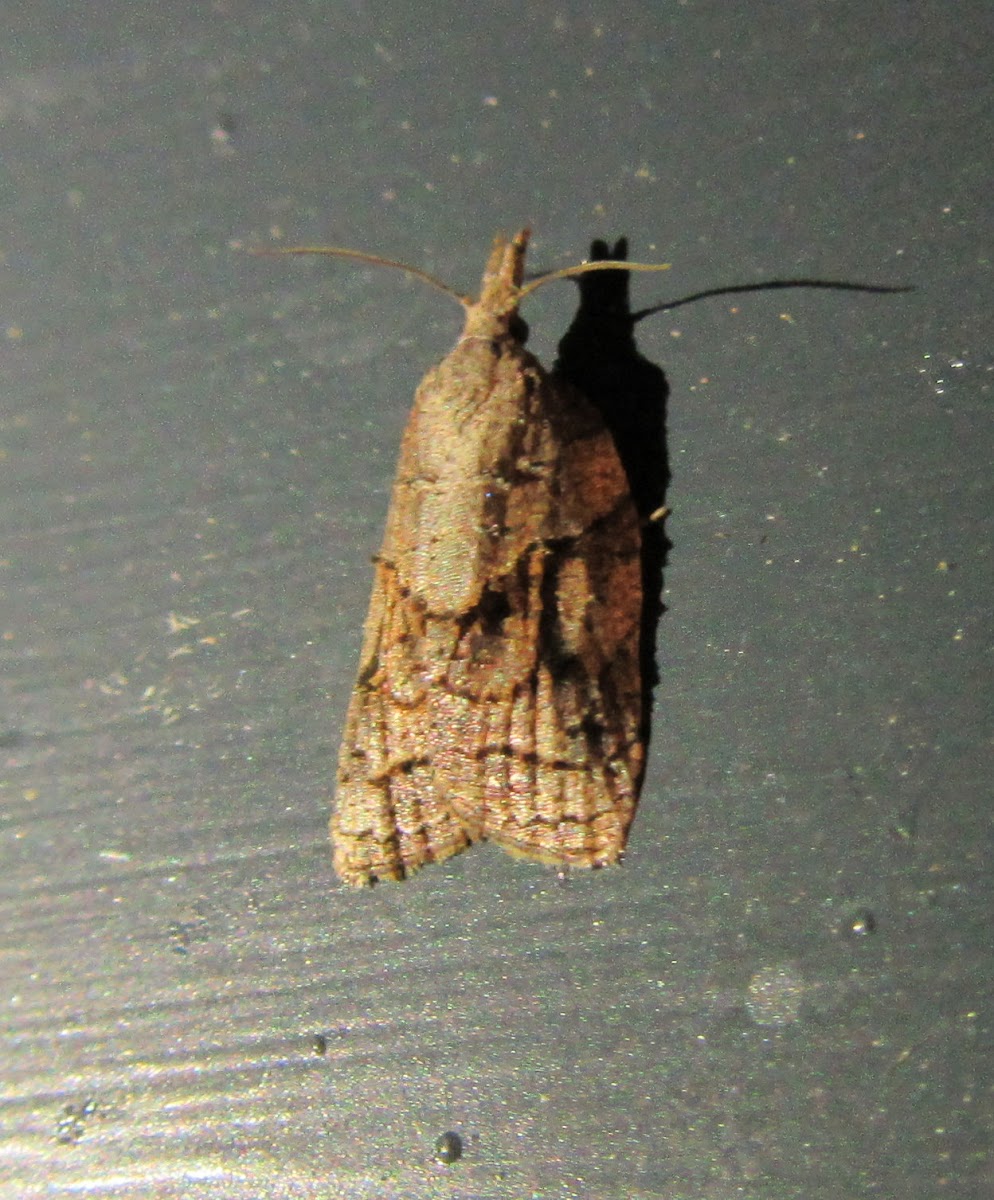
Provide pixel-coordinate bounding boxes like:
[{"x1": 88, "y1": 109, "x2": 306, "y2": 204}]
[
  {"x1": 847, "y1": 909, "x2": 876, "y2": 936},
  {"x1": 434, "y1": 1130, "x2": 463, "y2": 1164}
]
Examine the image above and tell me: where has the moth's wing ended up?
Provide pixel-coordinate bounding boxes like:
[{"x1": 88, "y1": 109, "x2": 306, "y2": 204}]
[
  {"x1": 429, "y1": 394, "x2": 644, "y2": 868},
  {"x1": 332, "y1": 560, "x2": 472, "y2": 886},
  {"x1": 330, "y1": 342, "x2": 506, "y2": 887}
]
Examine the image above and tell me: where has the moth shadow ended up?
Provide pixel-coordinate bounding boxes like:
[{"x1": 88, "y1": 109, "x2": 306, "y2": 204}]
[{"x1": 552, "y1": 237, "x2": 671, "y2": 752}]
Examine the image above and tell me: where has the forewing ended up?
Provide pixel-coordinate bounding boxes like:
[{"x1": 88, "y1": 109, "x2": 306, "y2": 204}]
[
  {"x1": 332, "y1": 561, "x2": 472, "y2": 886},
  {"x1": 429, "y1": 384, "x2": 644, "y2": 867}
]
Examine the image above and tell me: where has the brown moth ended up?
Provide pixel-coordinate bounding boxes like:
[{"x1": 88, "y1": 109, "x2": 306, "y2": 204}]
[
  {"x1": 261, "y1": 231, "x2": 910, "y2": 886},
  {"x1": 259, "y1": 231, "x2": 911, "y2": 886},
  {"x1": 267, "y1": 230, "x2": 672, "y2": 885}
]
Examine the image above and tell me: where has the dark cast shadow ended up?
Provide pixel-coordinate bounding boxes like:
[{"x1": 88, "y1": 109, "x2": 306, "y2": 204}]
[
  {"x1": 551, "y1": 238, "x2": 912, "y2": 768},
  {"x1": 552, "y1": 238, "x2": 671, "y2": 760}
]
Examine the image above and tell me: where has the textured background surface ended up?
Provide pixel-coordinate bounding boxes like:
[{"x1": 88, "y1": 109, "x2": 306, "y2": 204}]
[{"x1": 1, "y1": 3, "x2": 991, "y2": 1197}]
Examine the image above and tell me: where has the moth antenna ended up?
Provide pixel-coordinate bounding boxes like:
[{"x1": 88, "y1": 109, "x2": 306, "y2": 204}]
[
  {"x1": 251, "y1": 244, "x2": 471, "y2": 307},
  {"x1": 518, "y1": 257, "x2": 671, "y2": 299}
]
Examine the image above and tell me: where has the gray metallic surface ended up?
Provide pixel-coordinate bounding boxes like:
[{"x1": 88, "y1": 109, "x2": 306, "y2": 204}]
[{"x1": 1, "y1": 3, "x2": 990, "y2": 1196}]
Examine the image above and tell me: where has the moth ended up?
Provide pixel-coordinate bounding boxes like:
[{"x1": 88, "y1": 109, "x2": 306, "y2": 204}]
[
  {"x1": 260, "y1": 231, "x2": 910, "y2": 886},
  {"x1": 265, "y1": 230, "x2": 672, "y2": 884}
]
